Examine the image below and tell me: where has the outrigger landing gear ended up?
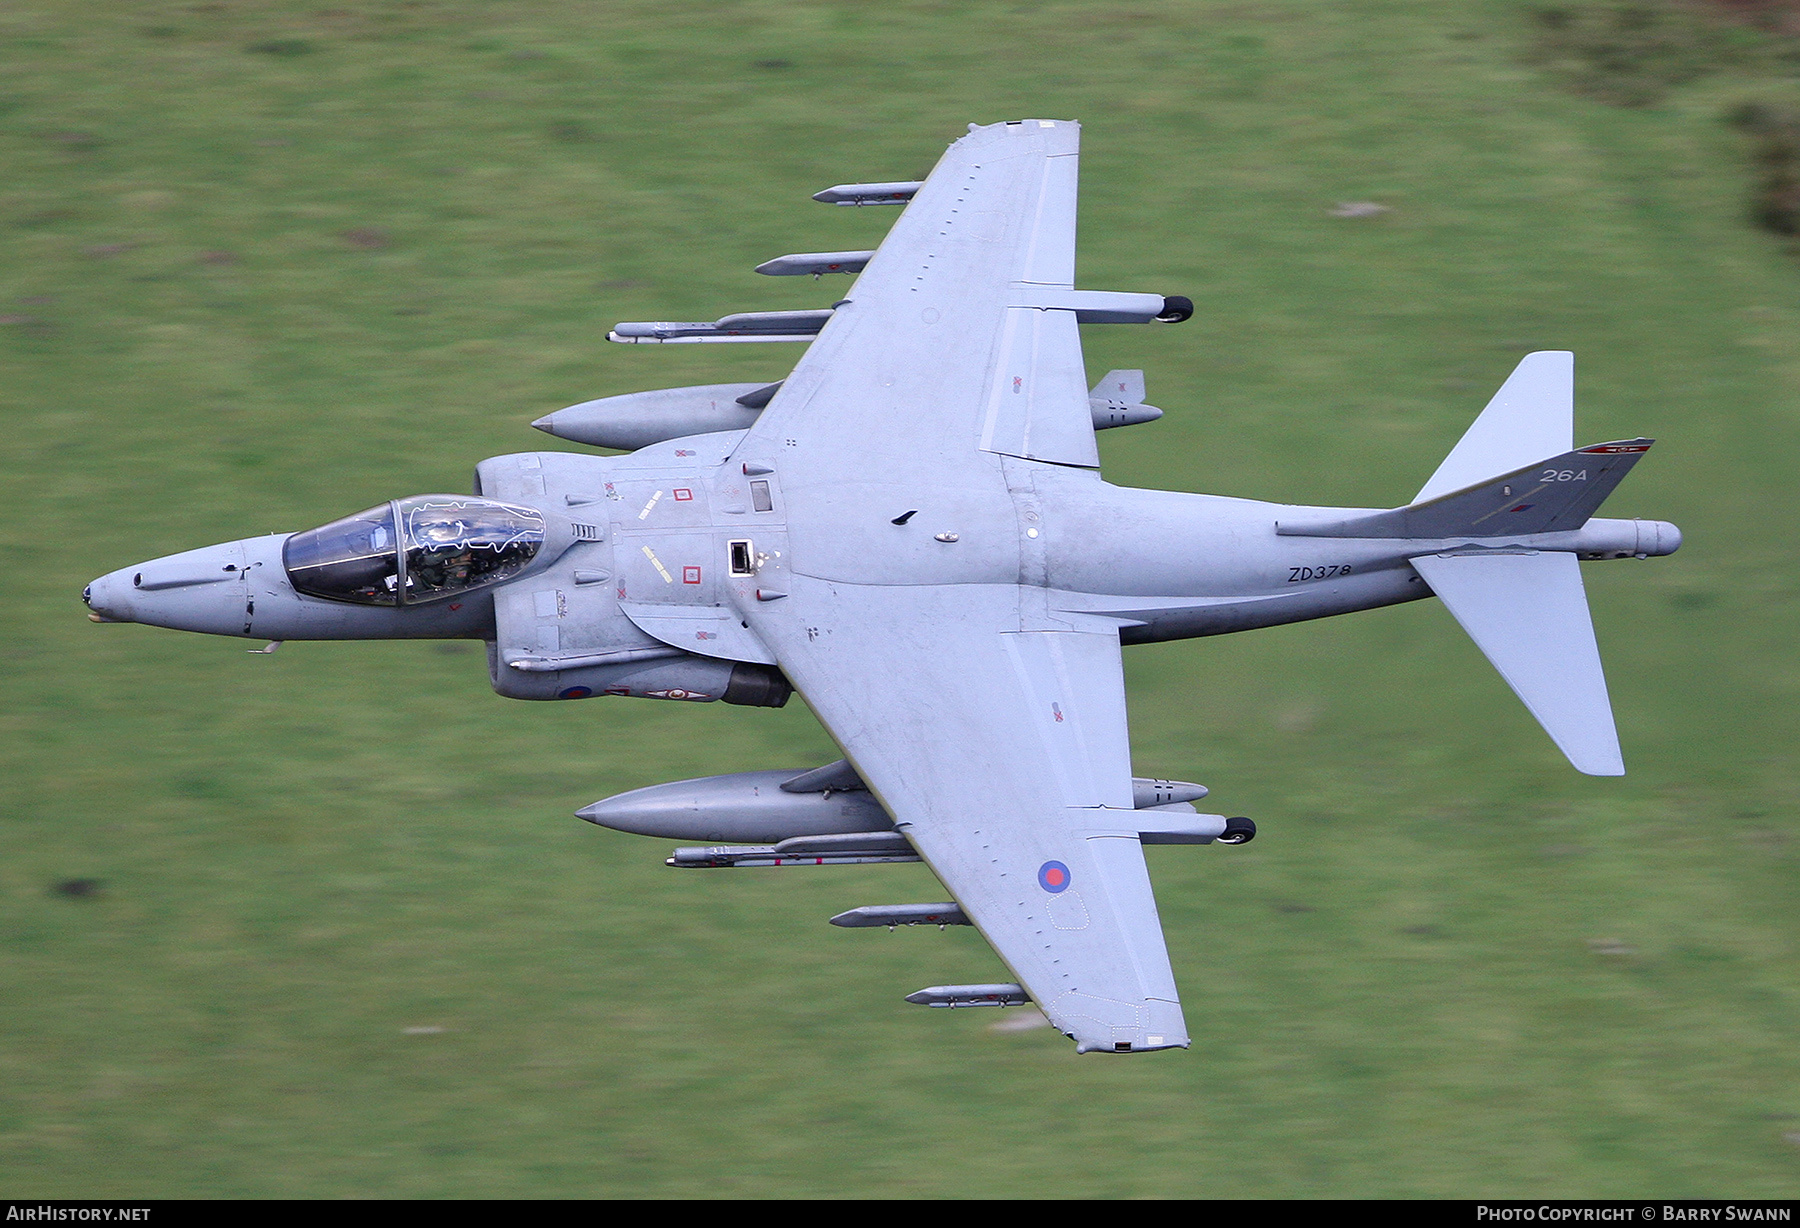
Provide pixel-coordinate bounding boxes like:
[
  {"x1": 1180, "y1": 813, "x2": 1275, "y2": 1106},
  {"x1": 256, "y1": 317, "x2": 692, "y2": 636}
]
[{"x1": 1216, "y1": 817, "x2": 1257, "y2": 845}]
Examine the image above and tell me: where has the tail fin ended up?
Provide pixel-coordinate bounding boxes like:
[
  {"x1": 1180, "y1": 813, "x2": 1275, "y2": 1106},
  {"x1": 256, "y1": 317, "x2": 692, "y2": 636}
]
[
  {"x1": 1410, "y1": 550, "x2": 1623, "y2": 775},
  {"x1": 1416, "y1": 351, "x2": 1573, "y2": 503},
  {"x1": 1283, "y1": 351, "x2": 1644, "y2": 776}
]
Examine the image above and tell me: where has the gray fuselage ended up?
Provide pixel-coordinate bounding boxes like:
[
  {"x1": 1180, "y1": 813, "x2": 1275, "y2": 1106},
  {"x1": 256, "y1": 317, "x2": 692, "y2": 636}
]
[{"x1": 84, "y1": 426, "x2": 1674, "y2": 696}]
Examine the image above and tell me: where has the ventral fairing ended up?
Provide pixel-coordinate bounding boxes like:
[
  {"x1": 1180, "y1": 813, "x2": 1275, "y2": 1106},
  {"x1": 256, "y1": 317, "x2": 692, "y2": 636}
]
[{"x1": 87, "y1": 120, "x2": 1679, "y2": 1054}]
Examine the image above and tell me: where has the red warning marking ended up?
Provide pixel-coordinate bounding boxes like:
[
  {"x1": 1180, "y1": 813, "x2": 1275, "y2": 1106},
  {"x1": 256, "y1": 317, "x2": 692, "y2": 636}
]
[
  {"x1": 1509, "y1": 504, "x2": 1535, "y2": 513},
  {"x1": 1052, "y1": 702, "x2": 1064, "y2": 723},
  {"x1": 683, "y1": 566, "x2": 702, "y2": 584},
  {"x1": 673, "y1": 488, "x2": 693, "y2": 501},
  {"x1": 1579, "y1": 442, "x2": 1652, "y2": 454}
]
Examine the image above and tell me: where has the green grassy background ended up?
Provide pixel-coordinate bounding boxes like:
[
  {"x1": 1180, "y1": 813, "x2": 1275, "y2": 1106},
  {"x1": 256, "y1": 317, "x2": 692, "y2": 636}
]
[{"x1": 2, "y1": 0, "x2": 1797, "y2": 1198}]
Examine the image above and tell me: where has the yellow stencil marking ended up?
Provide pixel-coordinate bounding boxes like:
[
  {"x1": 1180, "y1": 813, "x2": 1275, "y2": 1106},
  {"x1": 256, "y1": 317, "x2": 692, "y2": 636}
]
[
  {"x1": 638, "y1": 490, "x2": 663, "y2": 520},
  {"x1": 641, "y1": 545, "x2": 674, "y2": 583}
]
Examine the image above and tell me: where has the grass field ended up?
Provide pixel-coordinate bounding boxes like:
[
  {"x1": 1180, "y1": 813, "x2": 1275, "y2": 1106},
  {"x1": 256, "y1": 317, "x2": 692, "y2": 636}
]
[{"x1": 3, "y1": 0, "x2": 1799, "y2": 1198}]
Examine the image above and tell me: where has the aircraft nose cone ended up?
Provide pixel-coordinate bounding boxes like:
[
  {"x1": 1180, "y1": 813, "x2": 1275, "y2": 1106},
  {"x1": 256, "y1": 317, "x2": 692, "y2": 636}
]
[
  {"x1": 83, "y1": 571, "x2": 135, "y2": 623},
  {"x1": 574, "y1": 797, "x2": 623, "y2": 826},
  {"x1": 87, "y1": 541, "x2": 251, "y2": 634}
]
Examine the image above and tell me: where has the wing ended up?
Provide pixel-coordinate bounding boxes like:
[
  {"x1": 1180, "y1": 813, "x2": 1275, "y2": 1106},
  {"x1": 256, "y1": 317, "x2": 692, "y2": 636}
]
[
  {"x1": 741, "y1": 579, "x2": 1191, "y2": 1053},
  {"x1": 736, "y1": 118, "x2": 1098, "y2": 477},
  {"x1": 730, "y1": 120, "x2": 1189, "y2": 1052}
]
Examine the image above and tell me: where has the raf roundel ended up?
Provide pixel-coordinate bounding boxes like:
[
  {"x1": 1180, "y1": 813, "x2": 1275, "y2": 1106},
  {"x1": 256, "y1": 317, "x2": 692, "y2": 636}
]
[{"x1": 1038, "y1": 861, "x2": 1072, "y2": 894}]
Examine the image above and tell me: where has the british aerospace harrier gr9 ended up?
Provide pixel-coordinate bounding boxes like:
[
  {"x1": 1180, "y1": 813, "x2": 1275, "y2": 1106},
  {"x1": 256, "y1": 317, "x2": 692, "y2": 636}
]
[{"x1": 86, "y1": 120, "x2": 1680, "y2": 1054}]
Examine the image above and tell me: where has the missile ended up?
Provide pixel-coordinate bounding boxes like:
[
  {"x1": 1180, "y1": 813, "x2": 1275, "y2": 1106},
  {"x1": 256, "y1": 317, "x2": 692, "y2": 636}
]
[
  {"x1": 666, "y1": 831, "x2": 918, "y2": 869},
  {"x1": 607, "y1": 308, "x2": 833, "y2": 345},
  {"x1": 811, "y1": 181, "x2": 921, "y2": 206},
  {"x1": 755, "y1": 250, "x2": 874, "y2": 277},
  {"x1": 830, "y1": 903, "x2": 970, "y2": 928},
  {"x1": 904, "y1": 984, "x2": 1030, "y2": 1008}
]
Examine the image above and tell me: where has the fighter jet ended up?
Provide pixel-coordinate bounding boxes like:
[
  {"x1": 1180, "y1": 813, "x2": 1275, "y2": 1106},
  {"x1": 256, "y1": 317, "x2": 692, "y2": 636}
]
[{"x1": 85, "y1": 120, "x2": 1680, "y2": 1054}]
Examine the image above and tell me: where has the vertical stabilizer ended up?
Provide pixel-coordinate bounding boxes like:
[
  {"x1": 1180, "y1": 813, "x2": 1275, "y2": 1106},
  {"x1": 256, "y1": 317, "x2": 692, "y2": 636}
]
[
  {"x1": 1415, "y1": 352, "x2": 1573, "y2": 503},
  {"x1": 1410, "y1": 551, "x2": 1624, "y2": 775}
]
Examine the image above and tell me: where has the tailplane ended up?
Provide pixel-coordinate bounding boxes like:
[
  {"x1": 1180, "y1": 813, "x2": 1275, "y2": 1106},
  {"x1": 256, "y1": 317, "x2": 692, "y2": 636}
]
[
  {"x1": 1410, "y1": 550, "x2": 1623, "y2": 775},
  {"x1": 1283, "y1": 438, "x2": 1653, "y2": 540}
]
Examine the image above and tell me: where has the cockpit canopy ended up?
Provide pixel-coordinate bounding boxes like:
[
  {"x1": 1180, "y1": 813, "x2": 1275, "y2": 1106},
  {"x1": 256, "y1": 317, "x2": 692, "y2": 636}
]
[{"x1": 284, "y1": 495, "x2": 546, "y2": 606}]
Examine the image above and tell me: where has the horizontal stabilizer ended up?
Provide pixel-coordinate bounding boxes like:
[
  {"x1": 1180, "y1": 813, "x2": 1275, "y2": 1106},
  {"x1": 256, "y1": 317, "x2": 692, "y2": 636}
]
[
  {"x1": 1411, "y1": 550, "x2": 1623, "y2": 775},
  {"x1": 1280, "y1": 439, "x2": 1653, "y2": 540}
]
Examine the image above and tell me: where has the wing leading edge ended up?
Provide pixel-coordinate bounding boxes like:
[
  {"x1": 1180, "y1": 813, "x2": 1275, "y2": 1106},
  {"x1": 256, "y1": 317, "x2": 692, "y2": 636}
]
[{"x1": 735, "y1": 119, "x2": 1101, "y2": 478}]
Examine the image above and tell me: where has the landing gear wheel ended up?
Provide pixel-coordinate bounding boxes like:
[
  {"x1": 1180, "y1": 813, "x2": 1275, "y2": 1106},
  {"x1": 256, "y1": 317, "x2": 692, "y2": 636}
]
[
  {"x1": 1216, "y1": 817, "x2": 1256, "y2": 845},
  {"x1": 1155, "y1": 294, "x2": 1195, "y2": 323}
]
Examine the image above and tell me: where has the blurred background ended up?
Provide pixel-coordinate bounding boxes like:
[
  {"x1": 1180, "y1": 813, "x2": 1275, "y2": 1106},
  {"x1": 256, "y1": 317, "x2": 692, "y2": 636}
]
[{"x1": 2, "y1": 0, "x2": 1797, "y2": 1198}]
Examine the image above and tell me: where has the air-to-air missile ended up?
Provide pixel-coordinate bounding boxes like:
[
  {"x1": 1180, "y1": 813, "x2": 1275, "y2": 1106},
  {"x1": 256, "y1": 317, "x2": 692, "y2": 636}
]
[{"x1": 809, "y1": 180, "x2": 923, "y2": 206}]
